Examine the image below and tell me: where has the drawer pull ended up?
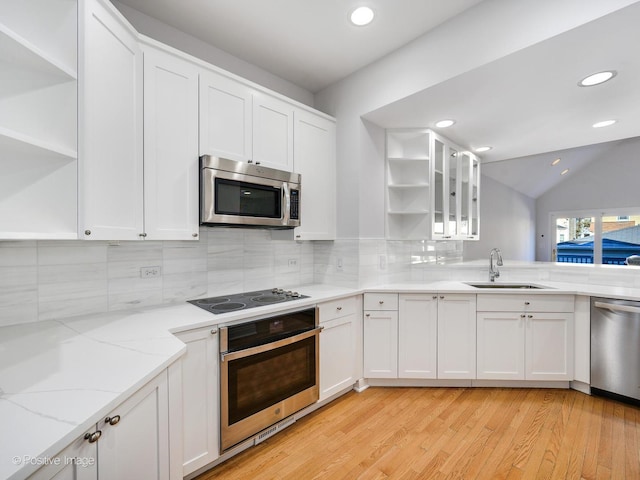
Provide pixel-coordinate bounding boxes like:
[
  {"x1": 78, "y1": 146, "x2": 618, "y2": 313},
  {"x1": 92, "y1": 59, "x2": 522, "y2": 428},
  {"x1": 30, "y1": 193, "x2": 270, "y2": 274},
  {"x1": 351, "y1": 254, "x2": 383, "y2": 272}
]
[
  {"x1": 336, "y1": 306, "x2": 342, "y2": 311},
  {"x1": 524, "y1": 301, "x2": 530, "y2": 305},
  {"x1": 84, "y1": 431, "x2": 102, "y2": 443},
  {"x1": 105, "y1": 415, "x2": 120, "y2": 426},
  {"x1": 378, "y1": 300, "x2": 384, "y2": 304}
]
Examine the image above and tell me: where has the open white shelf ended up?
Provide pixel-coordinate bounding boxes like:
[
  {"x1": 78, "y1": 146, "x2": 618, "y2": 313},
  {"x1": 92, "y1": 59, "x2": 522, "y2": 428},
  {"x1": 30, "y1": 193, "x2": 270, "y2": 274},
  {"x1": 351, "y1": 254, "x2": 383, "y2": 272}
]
[
  {"x1": 0, "y1": 24, "x2": 76, "y2": 80},
  {"x1": 0, "y1": 0, "x2": 78, "y2": 240},
  {"x1": 0, "y1": 126, "x2": 77, "y2": 160}
]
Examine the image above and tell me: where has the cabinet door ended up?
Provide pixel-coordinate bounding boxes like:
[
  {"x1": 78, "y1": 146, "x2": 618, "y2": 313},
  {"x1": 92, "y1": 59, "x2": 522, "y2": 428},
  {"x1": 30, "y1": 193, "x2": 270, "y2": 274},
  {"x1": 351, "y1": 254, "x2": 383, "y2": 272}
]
[
  {"x1": 573, "y1": 296, "x2": 590, "y2": 384},
  {"x1": 28, "y1": 435, "x2": 97, "y2": 480},
  {"x1": 143, "y1": 45, "x2": 199, "y2": 240},
  {"x1": 476, "y1": 312, "x2": 525, "y2": 380},
  {"x1": 293, "y1": 110, "x2": 336, "y2": 240},
  {"x1": 459, "y1": 152, "x2": 480, "y2": 240},
  {"x1": 175, "y1": 327, "x2": 219, "y2": 476},
  {"x1": 252, "y1": 92, "x2": 294, "y2": 171},
  {"x1": 320, "y1": 314, "x2": 356, "y2": 401},
  {"x1": 199, "y1": 70, "x2": 252, "y2": 162},
  {"x1": 437, "y1": 294, "x2": 477, "y2": 379},
  {"x1": 526, "y1": 312, "x2": 574, "y2": 381},
  {"x1": 363, "y1": 310, "x2": 398, "y2": 378},
  {"x1": 79, "y1": 0, "x2": 144, "y2": 240},
  {"x1": 97, "y1": 372, "x2": 170, "y2": 480},
  {"x1": 398, "y1": 294, "x2": 437, "y2": 379}
]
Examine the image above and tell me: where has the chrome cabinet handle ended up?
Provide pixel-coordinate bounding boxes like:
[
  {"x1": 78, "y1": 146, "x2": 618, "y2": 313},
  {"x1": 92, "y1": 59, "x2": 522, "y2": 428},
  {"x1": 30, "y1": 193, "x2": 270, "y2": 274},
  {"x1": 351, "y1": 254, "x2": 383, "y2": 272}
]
[
  {"x1": 84, "y1": 230, "x2": 91, "y2": 236},
  {"x1": 433, "y1": 295, "x2": 438, "y2": 299},
  {"x1": 527, "y1": 315, "x2": 533, "y2": 318},
  {"x1": 105, "y1": 415, "x2": 120, "y2": 426},
  {"x1": 520, "y1": 314, "x2": 526, "y2": 319},
  {"x1": 139, "y1": 233, "x2": 147, "y2": 238},
  {"x1": 524, "y1": 301, "x2": 530, "y2": 305},
  {"x1": 211, "y1": 328, "x2": 218, "y2": 335},
  {"x1": 365, "y1": 313, "x2": 370, "y2": 317},
  {"x1": 84, "y1": 431, "x2": 102, "y2": 443},
  {"x1": 336, "y1": 306, "x2": 342, "y2": 311},
  {"x1": 440, "y1": 295, "x2": 444, "y2": 299},
  {"x1": 378, "y1": 300, "x2": 384, "y2": 305},
  {"x1": 192, "y1": 233, "x2": 198, "y2": 237}
]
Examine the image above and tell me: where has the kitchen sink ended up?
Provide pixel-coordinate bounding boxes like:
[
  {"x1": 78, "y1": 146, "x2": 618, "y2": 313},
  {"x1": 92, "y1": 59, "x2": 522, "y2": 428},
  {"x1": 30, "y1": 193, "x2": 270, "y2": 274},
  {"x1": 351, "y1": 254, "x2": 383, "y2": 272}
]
[{"x1": 465, "y1": 282, "x2": 548, "y2": 289}]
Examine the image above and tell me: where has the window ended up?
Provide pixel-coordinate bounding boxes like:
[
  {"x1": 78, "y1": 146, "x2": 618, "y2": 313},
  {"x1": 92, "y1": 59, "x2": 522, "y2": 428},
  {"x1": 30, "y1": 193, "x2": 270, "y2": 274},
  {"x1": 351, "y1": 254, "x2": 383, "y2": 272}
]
[{"x1": 552, "y1": 210, "x2": 640, "y2": 265}]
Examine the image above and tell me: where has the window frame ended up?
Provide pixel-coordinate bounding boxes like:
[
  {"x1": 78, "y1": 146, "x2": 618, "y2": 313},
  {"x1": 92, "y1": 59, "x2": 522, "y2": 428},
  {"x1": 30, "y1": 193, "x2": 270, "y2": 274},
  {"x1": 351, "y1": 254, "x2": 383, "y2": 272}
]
[{"x1": 550, "y1": 207, "x2": 640, "y2": 265}]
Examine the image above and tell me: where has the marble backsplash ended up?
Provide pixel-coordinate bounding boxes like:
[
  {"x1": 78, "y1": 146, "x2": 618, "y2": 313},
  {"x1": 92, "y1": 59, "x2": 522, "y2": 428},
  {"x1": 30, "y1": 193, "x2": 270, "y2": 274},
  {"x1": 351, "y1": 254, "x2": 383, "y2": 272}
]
[
  {"x1": 3, "y1": 229, "x2": 640, "y2": 327},
  {"x1": 0, "y1": 230, "x2": 466, "y2": 327}
]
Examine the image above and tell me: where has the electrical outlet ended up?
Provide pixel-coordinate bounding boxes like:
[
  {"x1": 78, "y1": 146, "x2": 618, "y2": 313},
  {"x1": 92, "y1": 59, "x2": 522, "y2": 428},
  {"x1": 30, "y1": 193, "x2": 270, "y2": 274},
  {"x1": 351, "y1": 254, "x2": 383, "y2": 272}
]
[
  {"x1": 336, "y1": 258, "x2": 344, "y2": 272},
  {"x1": 140, "y1": 266, "x2": 161, "y2": 278},
  {"x1": 288, "y1": 258, "x2": 298, "y2": 268}
]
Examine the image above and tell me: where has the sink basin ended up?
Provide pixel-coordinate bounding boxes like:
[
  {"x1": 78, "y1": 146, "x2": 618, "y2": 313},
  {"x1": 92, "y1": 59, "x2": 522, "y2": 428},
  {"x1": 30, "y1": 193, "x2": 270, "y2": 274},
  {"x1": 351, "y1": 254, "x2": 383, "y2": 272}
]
[{"x1": 465, "y1": 282, "x2": 548, "y2": 289}]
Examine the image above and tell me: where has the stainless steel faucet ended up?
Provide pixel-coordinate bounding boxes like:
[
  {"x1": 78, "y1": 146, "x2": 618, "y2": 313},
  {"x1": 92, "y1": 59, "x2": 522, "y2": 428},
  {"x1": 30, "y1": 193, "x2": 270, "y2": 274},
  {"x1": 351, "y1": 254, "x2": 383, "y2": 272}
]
[{"x1": 489, "y1": 248, "x2": 503, "y2": 282}]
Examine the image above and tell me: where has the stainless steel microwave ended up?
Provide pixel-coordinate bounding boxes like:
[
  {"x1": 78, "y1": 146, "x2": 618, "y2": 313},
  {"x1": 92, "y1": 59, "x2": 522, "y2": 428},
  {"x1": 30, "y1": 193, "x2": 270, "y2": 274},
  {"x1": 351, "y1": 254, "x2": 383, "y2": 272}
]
[{"x1": 200, "y1": 155, "x2": 301, "y2": 228}]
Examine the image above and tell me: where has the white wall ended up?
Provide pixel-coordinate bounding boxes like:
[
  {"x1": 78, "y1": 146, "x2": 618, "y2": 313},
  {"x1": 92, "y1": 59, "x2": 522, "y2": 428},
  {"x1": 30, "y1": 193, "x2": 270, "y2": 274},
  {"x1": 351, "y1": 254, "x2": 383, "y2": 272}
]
[
  {"x1": 535, "y1": 136, "x2": 640, "y2": 260},
  {"x1": 111, "y1": 1, "x2": 314, "y2": 107},
  {"x1": 314, "y1": 0, "x2": 639, "y2": 239},
  {"x1": 464, "y1": 175, "x2": 536, "y2": 262}
]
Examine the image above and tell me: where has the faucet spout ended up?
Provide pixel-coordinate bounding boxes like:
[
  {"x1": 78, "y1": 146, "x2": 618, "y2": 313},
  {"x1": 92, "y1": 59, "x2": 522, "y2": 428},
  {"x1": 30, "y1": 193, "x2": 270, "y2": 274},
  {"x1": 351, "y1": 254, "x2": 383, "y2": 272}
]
[{"x1": 489, "y1": 248, "x2": 503, "y2": 282}]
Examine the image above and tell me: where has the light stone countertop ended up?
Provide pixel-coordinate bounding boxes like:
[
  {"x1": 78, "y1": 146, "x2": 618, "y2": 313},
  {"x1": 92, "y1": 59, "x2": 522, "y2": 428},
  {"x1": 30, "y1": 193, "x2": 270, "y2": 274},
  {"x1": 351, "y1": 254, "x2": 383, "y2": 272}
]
[{"x1": 3, "y1": 280, "x2": 640, "y2": 480}]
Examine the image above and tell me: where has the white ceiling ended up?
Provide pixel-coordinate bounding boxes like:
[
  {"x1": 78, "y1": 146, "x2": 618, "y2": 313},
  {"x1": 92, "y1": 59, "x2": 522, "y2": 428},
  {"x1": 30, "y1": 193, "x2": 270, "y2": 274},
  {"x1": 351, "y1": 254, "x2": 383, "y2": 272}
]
[
  {"x1": 115, "y1": 0, "x2": 484, "y2": 93},
  {"x1": 116, "y1": 0, "x2": 640, "y2": 199}
]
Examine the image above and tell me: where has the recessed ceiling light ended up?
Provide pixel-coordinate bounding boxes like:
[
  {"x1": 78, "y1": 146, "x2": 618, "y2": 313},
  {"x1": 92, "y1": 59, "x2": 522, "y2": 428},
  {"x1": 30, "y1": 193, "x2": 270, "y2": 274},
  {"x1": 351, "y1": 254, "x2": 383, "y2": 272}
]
[
  {"x1": 561, "y1": 168, "x2": 570, "y2": 176},
  {"x1": 475, "y1": 146, "x2": 492, "y2": 153},
  {"x1": 578, "y1": 70, "x2": 617, "y2": 87},
  {"x1": 593, "y1": 120, "x2": 616, "y2": 128},
  {"x1": 435, "y1": 119, "x2": 455, "y2": 128},
  {"x1": 350, "y1": 6, "x2": 374, "y2": 26},
  {"x1": 551, "y1": 158, "x2": 561, "y2": 166}
]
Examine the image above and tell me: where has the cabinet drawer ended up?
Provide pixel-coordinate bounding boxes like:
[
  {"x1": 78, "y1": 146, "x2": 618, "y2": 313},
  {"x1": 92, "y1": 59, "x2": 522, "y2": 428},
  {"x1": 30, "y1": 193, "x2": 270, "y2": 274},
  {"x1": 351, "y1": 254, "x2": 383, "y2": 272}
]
[
  {"x1": 364, "y1": 293, "x2": 398, "y2": 311},
  {"x1": 477, "y1": 294, "x2": 574, "y2": 312},
  {"x1": 319, "y1": 296, "x2": 358, "y2": 323}
]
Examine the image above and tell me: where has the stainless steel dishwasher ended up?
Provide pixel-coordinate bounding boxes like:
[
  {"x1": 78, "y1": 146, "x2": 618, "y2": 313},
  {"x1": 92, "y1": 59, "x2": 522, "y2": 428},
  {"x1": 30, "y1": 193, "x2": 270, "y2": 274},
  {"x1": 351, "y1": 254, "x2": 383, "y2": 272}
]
[{"x1": 591, "y1": 297, "x2": 640, "y2": 404}]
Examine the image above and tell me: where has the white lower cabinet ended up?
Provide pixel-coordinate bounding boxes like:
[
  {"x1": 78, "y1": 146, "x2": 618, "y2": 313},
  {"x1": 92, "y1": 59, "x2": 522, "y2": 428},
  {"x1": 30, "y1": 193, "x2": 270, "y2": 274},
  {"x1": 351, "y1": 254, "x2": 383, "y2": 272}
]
[
  {"x1": 364, "y1": 293, "x2": 476, "y2": 380},
  {"x1": 398, "y1": 294, "x2": 438, "y2": 379},
  {"x1": 318, "y1": 296, "x2": 360, "y2": 401},
  {"x1": 364, "y1": 293, "x2": 399, "y2": 378},
  {"x1": 174, "y1": 327, "x2": 219, "y2": 477},
  {"x1": 29, "y1": 371, "x2": 170, "y2": 480},
  {"x1": 28, "y1": 435, "x2": 97, "y2": 480},
  {"x1": 363, "y1": 310, "x2": 398, "y2": 378},
  {"x1": 476, "y1": 294, "x2": 574, "y2": 381},
  {"x1": 436, "y1": 294, "x2": 477, "y2": 379}
]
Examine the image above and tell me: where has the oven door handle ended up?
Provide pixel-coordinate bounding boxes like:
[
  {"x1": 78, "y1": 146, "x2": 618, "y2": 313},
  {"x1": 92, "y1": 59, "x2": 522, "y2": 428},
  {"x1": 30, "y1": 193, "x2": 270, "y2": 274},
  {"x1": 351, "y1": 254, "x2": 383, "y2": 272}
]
[{"x1": 221, "y1": 326, "x2": 323, "y2": 362}]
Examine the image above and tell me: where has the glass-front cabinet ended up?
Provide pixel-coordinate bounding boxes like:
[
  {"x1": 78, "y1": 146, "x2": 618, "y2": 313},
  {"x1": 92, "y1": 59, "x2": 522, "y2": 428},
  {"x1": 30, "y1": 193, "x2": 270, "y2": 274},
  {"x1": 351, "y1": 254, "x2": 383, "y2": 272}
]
[{"x1": 386, "y1": 129, "x2": 480, "y2": 241}]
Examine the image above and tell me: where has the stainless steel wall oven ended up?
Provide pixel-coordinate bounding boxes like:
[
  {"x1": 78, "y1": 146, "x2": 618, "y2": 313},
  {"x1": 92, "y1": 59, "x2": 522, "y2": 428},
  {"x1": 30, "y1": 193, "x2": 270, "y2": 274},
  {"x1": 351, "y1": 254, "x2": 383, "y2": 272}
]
[{"x1": 219, "y1": 307, "x2": 320, "y2": 451}]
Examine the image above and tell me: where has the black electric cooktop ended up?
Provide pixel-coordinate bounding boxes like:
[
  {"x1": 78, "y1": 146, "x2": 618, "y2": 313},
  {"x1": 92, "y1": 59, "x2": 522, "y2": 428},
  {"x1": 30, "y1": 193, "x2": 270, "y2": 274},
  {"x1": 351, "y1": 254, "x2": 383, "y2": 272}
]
[{"x1": 188, "y1": 288, "x2": 309, "y2": 315}]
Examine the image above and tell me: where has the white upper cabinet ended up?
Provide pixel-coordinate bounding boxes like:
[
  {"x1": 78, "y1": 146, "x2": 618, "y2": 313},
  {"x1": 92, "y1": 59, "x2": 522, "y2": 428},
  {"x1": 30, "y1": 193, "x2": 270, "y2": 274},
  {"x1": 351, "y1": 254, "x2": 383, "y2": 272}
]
[
  {"x1": 79, "y1": 0, "x2": 144, "y2": 240},
  {"x1": 432, "y1": 133, "x2": 480, "y2": 241},
  {"x1": 199, "y1": 70, "x2": 252, "y2": 162},
  {"x1": 385, "y1": 128, "x2": 480, "y2": 241},
  {"x1": 0, "y1": 0, "x2": 78, "y2": 239},
  {"x1": 143, "y1": 42, "x2": 199, "y2": 240},
  {"x1": 293, "y1": 110, "x2": 336, "y2": 240},
  {"x1": 252, "y1": 92, "x2": 294, "y2": 171},
  {"x1": 200, "y1": 72, "x2": 296, "y2": 172}
]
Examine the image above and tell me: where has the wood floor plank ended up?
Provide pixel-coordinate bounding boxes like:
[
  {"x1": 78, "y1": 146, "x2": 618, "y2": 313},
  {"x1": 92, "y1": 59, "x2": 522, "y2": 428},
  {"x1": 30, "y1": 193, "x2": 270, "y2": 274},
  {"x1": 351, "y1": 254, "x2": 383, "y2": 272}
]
[{"x1": 196, "y1": 388, "x2": 640, "y2": 480}]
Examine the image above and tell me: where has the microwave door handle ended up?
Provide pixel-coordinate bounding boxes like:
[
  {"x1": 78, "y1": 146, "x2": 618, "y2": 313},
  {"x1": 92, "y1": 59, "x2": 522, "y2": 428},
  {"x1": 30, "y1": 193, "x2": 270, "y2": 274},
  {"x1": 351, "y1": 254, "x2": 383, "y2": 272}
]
[{"x1": 282, "y1": 182, "x2": 291, "y2": 226}]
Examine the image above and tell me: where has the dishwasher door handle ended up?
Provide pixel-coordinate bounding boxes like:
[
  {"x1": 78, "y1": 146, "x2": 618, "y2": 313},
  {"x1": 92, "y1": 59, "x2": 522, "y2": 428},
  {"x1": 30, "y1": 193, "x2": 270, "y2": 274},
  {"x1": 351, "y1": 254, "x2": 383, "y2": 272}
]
[{"x1": 594, "y1": 301, "x2": 640, "y2": 315}]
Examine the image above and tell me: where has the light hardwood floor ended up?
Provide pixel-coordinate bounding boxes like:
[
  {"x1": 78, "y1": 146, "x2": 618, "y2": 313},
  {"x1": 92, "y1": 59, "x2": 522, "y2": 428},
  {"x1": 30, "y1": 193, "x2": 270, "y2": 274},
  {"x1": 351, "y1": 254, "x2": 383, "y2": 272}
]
[{"x1": 196, "y1": 387, "x2": 640, "y2": 479}]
